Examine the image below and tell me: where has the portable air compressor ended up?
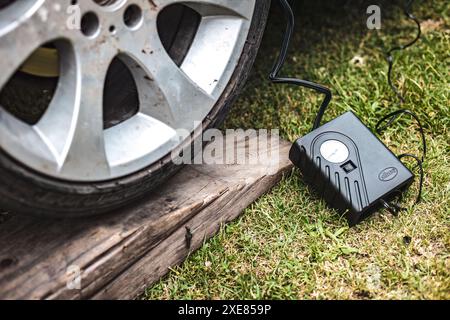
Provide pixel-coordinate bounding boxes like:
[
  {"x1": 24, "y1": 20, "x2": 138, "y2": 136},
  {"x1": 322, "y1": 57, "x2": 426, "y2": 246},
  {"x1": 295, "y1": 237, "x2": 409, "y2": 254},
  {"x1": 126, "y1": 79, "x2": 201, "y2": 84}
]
[{"x1": 289, "y1": 112, "x2": 414, "y2": 226}]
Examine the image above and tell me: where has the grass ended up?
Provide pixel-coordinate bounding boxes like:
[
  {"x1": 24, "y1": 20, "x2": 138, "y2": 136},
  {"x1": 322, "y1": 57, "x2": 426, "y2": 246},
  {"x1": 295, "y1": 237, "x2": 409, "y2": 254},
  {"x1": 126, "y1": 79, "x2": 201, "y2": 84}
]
[{"x1": 144, "y1": 0, "x2": 449, "y2": 299}]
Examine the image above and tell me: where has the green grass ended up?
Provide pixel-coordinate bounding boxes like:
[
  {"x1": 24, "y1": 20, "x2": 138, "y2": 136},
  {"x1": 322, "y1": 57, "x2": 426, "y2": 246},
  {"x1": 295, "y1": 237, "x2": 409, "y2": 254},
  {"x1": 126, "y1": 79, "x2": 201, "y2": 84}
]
[{"x1": 144, "y1": 0, "x2": 449, "y2": 299}]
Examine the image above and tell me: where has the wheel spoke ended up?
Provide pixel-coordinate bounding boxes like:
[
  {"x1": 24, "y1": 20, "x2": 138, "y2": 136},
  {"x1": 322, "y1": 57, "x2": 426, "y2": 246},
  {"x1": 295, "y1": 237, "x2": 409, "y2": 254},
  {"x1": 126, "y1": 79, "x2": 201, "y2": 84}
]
[
  {"x1": 0, "y1": 108, "x2": 58, "y2": 171},
  {"x1": 36, "y1": 45, "x2": 116, "y2": 180},
  {"x1": 34, "y1": 42, "x2": 78, "y2": 163},
  {"x1": 0, "y1": 1, "x2": 60, "y2": 88},
  {"x1": 153, "y1": 0, "x2": 254, "y2": 19},
  {"x1": 104, "y1": 113, "x2": 177, "y2": 174},
  {"x1": 60, "y1": 49, "x2": 114, "y2": 179},
  {"x1": 118, "y1": 28, "x2": 216, "y2": 131}
]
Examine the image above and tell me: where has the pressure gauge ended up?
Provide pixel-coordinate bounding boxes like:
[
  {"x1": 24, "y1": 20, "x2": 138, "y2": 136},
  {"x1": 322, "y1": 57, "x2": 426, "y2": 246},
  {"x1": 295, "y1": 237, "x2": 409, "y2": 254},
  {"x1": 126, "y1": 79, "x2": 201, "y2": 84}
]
[{"x1": 320, "y1": 140, "x2": 349, "y2": 163}]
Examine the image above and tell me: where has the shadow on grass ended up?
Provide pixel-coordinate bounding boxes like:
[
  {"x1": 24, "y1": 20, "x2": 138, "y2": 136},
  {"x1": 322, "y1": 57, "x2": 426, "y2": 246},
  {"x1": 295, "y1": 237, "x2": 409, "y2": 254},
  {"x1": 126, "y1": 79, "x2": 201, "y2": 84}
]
[{"x1": 225, "y1": 0, "x2": 405, "y2": 131}]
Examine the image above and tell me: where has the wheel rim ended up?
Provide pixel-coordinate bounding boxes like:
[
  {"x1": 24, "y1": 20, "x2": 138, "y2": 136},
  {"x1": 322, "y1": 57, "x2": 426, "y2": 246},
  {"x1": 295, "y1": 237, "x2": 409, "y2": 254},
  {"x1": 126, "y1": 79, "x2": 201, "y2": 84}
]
[{"x1": 0, "y1": 0, "x2": 256, "y2": 181}]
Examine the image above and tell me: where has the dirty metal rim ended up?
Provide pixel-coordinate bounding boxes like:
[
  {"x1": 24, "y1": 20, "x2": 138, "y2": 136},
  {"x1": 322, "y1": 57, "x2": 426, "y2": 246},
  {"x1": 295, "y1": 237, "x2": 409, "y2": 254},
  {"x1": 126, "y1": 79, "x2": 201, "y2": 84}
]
[{"x1": 0, "y1": 0, "x2": 256, "y2": 181}]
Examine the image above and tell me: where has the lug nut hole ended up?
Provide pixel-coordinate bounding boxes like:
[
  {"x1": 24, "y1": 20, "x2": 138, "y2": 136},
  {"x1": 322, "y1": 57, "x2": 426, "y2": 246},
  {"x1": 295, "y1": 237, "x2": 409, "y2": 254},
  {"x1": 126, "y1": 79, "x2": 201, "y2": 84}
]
[
  {"x1": 123, "y1": 4, "x2": 143, "y2": 29},
  {"x1": 81, "y1": 12, "x2": 100, "y2": 37}
]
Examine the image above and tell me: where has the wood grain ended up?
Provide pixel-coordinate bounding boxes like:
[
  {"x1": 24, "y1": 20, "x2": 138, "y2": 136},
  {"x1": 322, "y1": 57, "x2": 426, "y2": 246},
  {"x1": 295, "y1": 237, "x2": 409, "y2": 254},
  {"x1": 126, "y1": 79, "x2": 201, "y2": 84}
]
[{"x1": 0, "y1": 134, "x2": 293, "y2": 299}]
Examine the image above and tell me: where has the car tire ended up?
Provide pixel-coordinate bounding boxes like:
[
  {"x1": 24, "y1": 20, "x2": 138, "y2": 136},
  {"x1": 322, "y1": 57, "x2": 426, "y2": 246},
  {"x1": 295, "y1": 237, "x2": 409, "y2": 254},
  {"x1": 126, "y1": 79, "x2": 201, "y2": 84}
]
[{"x1": 0, "y1": 0, "x2": 271, "y2": 218}]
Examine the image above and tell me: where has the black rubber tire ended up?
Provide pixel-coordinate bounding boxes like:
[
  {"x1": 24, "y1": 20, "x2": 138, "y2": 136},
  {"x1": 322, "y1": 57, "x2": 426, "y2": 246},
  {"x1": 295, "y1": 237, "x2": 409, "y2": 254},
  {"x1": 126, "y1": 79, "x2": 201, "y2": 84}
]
[{"x1": 0, "y1": 1, "x2": 271, "y2": 218}]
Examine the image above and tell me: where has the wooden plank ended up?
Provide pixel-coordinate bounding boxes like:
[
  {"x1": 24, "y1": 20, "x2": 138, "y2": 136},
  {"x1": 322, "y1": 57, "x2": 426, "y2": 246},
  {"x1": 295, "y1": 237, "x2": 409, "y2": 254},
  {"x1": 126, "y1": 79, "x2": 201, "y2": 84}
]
[{"x1": 0, "y1": 134, "x2": 293, "y2": 299}]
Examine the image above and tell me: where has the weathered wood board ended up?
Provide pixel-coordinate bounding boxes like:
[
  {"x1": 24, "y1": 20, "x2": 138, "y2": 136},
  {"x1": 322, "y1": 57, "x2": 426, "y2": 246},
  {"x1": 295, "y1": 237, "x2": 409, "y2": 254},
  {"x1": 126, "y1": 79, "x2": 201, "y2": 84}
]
[{"x1": 0, "y1": 134, "x2": 293, "y2": 299}]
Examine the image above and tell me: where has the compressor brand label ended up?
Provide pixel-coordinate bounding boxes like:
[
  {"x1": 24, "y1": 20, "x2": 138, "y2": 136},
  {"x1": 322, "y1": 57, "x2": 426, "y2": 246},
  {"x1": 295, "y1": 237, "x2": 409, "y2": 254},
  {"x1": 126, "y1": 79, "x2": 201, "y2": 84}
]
[{"x1": 379, "y1": 167, "x2": 398, "y2": 181}]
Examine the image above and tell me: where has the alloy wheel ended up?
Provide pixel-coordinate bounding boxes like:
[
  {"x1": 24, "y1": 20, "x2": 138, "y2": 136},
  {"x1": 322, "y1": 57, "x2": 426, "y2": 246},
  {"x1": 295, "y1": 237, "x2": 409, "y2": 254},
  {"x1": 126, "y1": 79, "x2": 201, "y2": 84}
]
[{"x1": 0, "y1": 0, "x2": 256, "y2": 181}]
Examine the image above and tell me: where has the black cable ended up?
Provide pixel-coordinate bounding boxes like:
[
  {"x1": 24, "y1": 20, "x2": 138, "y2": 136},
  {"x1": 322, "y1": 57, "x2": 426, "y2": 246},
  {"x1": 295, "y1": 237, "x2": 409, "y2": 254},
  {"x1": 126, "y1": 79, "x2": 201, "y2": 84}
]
[
  {"x1": 375, "y1": 109, "x2": 427, "y2": 162},
  {"x1": 398, "y1": 153, "x2": 424, "y2": 203},
  {"x1": 269, "y1": 0, "x2": 332, "y2": 131},
  {"x1": 380, "y1": 198, "x2": 403, "y2": 216},
  {"x1": 376, "y1": 109, "x2": 426, "y2": 203},
  {"x1": 377, "y1": 0, "x2": 426, "y2": 206},
  {"x1": 386, "y1": 0, "x2": 422, "y2": 103}
]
